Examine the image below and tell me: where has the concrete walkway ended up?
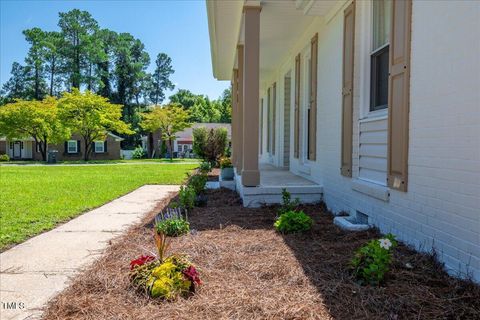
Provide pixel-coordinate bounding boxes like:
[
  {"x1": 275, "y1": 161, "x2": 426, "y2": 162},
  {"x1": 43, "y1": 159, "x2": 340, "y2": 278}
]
[{"x1": 0, "y1": 185, "x2": 179, "y2": 320}]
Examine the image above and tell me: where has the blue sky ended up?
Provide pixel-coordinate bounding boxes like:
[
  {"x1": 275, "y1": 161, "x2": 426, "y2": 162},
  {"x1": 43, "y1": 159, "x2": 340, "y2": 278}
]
[{"x1": 0, "y1": 0, "x2": 228, "y2": 100}]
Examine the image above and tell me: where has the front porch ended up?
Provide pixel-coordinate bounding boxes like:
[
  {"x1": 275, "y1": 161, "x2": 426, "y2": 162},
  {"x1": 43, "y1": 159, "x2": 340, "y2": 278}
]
[{"x1": 235, "y1": 164, "x2": 323, "y2": 207}]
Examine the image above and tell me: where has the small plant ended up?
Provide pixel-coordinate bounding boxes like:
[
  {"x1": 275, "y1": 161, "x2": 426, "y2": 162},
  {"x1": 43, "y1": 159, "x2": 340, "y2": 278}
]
[
  {"x1": 178, "y1": 185, "x2": 195, "y2": 210},
  {"x1": 187, "y1": 173, "x2": 207, "y2": 194},
  {"x1": 274, "y1": 210, "x2": 313, "y2": 233},
  {"x1": 219, "y1": 157, "x2": 232, "y2": 169},
  {"x1": 199, "y1": 161, "x2": 212, "y2": 174},
  {"x1": 278, "y1": 188, "x2": 300, "y2": 215},
  {"x1": 0, "y1": 154, "x2": 9, "y2": 162},
  {"x1": 351, "y1": 233, "x2": 398, "y2": 286},
  {"x1": 155, "y1": 209, "x2": 190, "y2": 237},
  {"x1": 132, "y1": 146, "x2": 146, "y2": 159}
]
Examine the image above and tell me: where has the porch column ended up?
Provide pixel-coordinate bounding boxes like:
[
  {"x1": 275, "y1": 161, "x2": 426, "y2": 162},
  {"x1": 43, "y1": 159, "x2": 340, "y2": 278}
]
[
  {"x1": 231, "y1": 69, "x2": 238, "y2": 166},
  {"x1": 241, "y1": 4, "x2": 261, "y2": 186},
  {"x1": 237, "y1": 45, "x2": 244, "y2": 173}
]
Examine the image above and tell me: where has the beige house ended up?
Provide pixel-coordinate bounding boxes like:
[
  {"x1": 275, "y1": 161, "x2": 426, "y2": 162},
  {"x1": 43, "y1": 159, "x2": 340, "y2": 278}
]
[{"x1": 207, "y1": 0, "x2": 480, "y2": 282}]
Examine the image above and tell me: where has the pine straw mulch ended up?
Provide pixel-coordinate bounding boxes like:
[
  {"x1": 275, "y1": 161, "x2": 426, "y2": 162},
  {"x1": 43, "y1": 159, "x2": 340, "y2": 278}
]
[{"x1": 43, "y1": 188, "x2": 480, "y2": 320}]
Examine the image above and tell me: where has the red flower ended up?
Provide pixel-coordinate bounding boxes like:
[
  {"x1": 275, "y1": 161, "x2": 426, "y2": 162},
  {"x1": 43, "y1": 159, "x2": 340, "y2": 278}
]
[
  {"x1": 130, "y1": 255, "x2": 155, "y2": 270},
  {"x1": 182, "y1": 265, "x2": 202, "y2": 285}
]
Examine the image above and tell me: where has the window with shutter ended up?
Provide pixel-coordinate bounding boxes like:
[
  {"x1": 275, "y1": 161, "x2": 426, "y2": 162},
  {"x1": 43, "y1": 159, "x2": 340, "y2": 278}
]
[
  {"x1": 294, "y1": 54, "x2": 301, "y2": 158},
  {"x1": 387, "y1": 0, "x2": 411, "y2": 191},
  {"x1": 341, "y1": 1, "x2": 355, "y2": 177},
  {"x1": 67, "y1": 140, "x2": 77, "y2": 154},
  {"x1": 308, "y1": 33, "x2": 318, "y2": 161}
]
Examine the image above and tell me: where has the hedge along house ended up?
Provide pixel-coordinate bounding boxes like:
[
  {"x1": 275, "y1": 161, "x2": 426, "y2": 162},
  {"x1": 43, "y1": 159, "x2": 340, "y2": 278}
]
[
  {"x1": 0, "y1": 132, "x2": 123, "y2": 161},
  {"x1": 207, "y1": 0, "x2": 480, "y2": 282}
]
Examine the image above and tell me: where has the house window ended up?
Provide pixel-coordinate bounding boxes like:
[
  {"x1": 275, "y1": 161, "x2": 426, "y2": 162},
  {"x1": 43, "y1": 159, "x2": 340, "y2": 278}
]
[
  {"x1": 370, "y1": 0, "x2": 391, "y2": 112},
  {"x1": 67, "y1": 140, "x2": 77, "y2": 153},
  {"x1": 94, "y1": 141, "x2": 104, "y2": 153},
  {"x1": 178, "y1": 144, "x2": 183, "y2": 152}
]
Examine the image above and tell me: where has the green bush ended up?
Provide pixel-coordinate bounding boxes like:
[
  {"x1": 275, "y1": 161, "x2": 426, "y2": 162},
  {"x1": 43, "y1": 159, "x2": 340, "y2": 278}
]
[
  {"x1": 199, "y1": 161, "x2": 211, "y2": 174},
  {"x1": 0, "y1": 154, "x2": 10, "y2": 162},
  {"x1": 274, "y1": 210, "x2": 313, "y2": 233},
  {"x1": 192, "y1": 127, "x2": 208, "y2": 159},
  {"x1": 132, "y1": 146, "x2": 146, "y2": 159},
  {"x1": 278, "y1": 189, "x2": 300, "y2": 215},
  {"x1": 155, "y1": 218, "x2": 190, "y2": 237},
  {"x1": 187, "y1": 174, "x2": 207, "y2": 194},
  {"x1": 193, "y1": 127, "x2": 228, "y2": 164},
  {"x1": 351, "y1": 234, "x2": 397, "y2": 286},
  {"x1": 178, "y1": 186, "x2": 195, "y2": 210}
]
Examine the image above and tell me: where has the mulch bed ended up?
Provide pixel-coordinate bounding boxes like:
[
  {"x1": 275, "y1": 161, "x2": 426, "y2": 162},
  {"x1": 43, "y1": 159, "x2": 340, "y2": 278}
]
[{"x1": 43, "y1": 188, "x2": 480, "y2": 320}]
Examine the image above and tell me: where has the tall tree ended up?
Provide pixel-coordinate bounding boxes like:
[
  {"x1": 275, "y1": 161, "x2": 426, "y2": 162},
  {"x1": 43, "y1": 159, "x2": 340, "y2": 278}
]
[
  {"x1": 95, "y1": 29, "x2": 118, "y2": 99},
  {"x1": 0, "y1": 97, "x2": 69, "y2": 161},
  {"x1": 150, "y1": 53, "x2": 174, "y2": 105},
  {"x1": 1, "y1": 62, "x2": 32, "y2": 101},
  {"x1": 58, "y1": 9, "x2": 98, "y2": 89},
  {"x1": 57, "y1": 89, "x2": 132, "y2": 160},
  {"x1": 23, "y1": 27, "x2": 48, "y2": 100},
  {"x1": 43, "y1": 31, "x2": 65, "y2": 96},
  {"x1": 140, "y1": 104, "x2": 190, "y2": 160}
]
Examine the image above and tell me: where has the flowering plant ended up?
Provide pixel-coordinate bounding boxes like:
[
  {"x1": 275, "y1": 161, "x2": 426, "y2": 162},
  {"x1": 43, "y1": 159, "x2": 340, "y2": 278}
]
[
  {"x1": 130, "y1": 254, "x2": 201, "y2": 300},
  {"x1": 130, "y1": 255, "x2": 155, "y2": 270},
  {"x1": 351, "y1": 233, "x2": 397, "y2": 286}
]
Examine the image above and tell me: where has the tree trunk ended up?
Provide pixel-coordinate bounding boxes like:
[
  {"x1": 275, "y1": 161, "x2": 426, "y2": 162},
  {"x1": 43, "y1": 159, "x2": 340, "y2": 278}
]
[
  {"x1": 35, "y1": 66, "x2": 40, "y2": 100},
  {"x1": 84, "y1": 137, "x2": 90, "y2": 161},
  {"x1": 169, "y1": 138, "x2": 173, "y2": 161},
  {"x1": 49, "y1": 58, "x2": 55, "y2": 96},
  {"x1": 148, "y1": 132, "x2": 154, "y2": 158}
]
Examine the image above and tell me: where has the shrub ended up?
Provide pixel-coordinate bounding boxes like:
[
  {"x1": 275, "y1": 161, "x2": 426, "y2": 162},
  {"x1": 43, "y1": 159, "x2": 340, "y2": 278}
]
[
  {"x1": 274, "y1": 210, "x2": 313, "y2": 233},
  {"x1": 219, "y1": 157, "x2": 232, "y2": 169},
  {"x1": 156, "y1": 218, "x2": 190, "y2": 237},
  {"x1": 278, "y1": 189, "x2": 300, "y2": 215},
  {"x1": 0, "y1": 154, "x2": 9, "y2": 162},
  {"x1": 132, "y1": 146, "x2": 146, "y2": 159},
  {"x1": 193, "y1": 127, "x2": 228, "y2": 164},
  {"x1": 178, "y1": 185, "x2": 195, "y2": 210},
  {"x1": 351, "y1": 234, "x2": 398, "y2": 286},
  {"x1": 199, "y1": 161, "x2": 212, "y2": 174},
  {"x1": 187, "y1": 173, "x2": 207, "y2": 194},
  {"x1": 192, "y1": 127, "x2": 208, "y2": 159}
]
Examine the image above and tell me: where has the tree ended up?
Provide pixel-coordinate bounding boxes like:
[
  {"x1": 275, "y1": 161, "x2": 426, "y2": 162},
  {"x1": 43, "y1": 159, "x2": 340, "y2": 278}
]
[
  {"x1": 150, "y1": 53, "x2": 174, "y2": 105},
  {"x1": 1, "y1": 62, "x2": 32, "y2": 102},
  {"x1": 58, "y1": 9, "x2": 99, "y2": 89},
  {"x1": 140, "y1": 104, "x2": 190, "y2": 160},
  {"x1": 43, "y1": 31, "x2": 66, "y2": 96},
  {"x1": 169, "y1": 89, "x2": 197, "y2": 109},
  {"x1": 192, "y1": 127, "x2": 228, "y2": 163},
  {"x1": 58, "y1": 89, "x2": 132, "y2": 160},
  {"x1": 0, "y1": 97, "x2": 69, "y2": 161},
  {"x1": 218, "y1": 88, "x2": 232, "y2": 123},
  {"x1": 95, "y1": 29, "x2": 118, "y2": 99},
  {"x1": 23, "y1": 27, "x2": 48, "y2": 100}
]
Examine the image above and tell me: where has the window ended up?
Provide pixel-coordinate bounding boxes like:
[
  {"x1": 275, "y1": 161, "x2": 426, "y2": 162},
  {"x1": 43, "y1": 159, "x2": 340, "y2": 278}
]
[
  {"x1": 370, "y1": 0, "x2": 391, "y2": 112},
  {"x1": 94, "y1": 141, "x2": 104, "y2": 153},
  {"x1": 67, "y1": 140, "x2": 77, "y2": 153}
]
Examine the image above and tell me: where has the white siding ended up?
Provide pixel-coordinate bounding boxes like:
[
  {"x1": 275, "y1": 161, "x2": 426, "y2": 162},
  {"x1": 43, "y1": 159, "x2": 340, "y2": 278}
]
[{"x1": 263, "y1": 0, "x2": 480, "y2": 282}]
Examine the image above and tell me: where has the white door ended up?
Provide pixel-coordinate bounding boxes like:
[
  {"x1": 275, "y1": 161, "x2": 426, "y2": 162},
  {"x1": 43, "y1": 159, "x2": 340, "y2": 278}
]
[{"x1": 13, "y1": 141, "x2": 21, "y2": 158}]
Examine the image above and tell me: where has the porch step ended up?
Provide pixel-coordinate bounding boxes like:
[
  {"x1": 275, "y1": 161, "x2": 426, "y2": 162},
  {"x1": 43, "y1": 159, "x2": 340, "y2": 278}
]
[{"x1": 238, "y1": 184, "x2": 323, "y2": 208}]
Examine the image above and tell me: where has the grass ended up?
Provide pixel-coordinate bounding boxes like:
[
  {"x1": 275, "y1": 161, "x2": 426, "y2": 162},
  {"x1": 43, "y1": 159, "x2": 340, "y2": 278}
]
[
  {"x1": 0, "y1": 163, "x2": 197, "y2": 250},
  {"x1": 1, "y1": 158, "x2": 200, "y2": 165}
]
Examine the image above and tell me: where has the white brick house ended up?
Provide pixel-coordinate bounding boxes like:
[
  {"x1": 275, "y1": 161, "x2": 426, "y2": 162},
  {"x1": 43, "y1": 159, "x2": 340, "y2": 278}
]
[{"x1": 206, "y1": 0, "x2": 480, "y2": 282}]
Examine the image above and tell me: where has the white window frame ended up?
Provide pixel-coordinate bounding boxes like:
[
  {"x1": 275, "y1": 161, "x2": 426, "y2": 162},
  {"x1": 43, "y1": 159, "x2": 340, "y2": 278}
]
[
  {"x1": 358, "y1": 1, "x2": 389, "y2": 120},
  {"x1": 94, "y1": 141, "x2": 104, "y2": 153},
  {"x1": 67, "y1": 140, "x2": 77, "y2": 154}
]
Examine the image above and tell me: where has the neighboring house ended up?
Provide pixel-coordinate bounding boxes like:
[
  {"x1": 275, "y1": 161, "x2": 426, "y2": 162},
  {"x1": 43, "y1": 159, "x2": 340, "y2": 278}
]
[
  {"x1": 141, "y1": 123, "x2": 231, "y2": 158},
  {"x1": 207, "y1": 0, "x2": 480, "y2": 282},
  {"x1": 0, "y1": 132, "x2": 123, "y2": 161}
]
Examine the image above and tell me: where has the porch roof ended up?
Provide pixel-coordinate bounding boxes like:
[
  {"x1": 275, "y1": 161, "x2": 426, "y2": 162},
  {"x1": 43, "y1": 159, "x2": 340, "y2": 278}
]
[{"x1": 206, "y1": 0, "x2": 342, "y2": 82}]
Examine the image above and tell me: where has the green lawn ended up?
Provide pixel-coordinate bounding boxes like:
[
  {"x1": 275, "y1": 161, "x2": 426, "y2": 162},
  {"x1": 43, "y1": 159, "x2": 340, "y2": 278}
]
[
  {"x1": 2, "y1": 158, "x2": 200, "y2": 165},
  {"x1": 0, "y1": 163, "x2": 197, "y2": 250}
]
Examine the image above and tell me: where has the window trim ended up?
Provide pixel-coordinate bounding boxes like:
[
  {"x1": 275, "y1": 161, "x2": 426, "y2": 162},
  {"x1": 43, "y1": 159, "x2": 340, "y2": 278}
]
[
  {"x1": 67, "y1": 140, "x2": 77, "y2": 154},
  {"x1": 94, "y1": 141, "x2": 105, "y2": 153}
]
